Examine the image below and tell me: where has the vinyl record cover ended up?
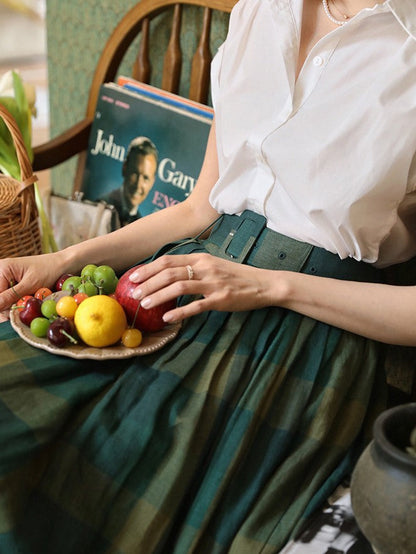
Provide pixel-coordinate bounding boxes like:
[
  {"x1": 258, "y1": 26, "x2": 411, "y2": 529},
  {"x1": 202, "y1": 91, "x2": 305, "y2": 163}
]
[{"x1": 81, "y1": 83, "x2": 213, "y2": 225}]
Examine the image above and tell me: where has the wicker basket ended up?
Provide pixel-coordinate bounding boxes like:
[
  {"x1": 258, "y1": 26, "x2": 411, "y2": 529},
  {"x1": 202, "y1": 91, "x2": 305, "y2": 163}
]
[{"x1": 0, "y1": 103, "x2": 42, "y2": 258}]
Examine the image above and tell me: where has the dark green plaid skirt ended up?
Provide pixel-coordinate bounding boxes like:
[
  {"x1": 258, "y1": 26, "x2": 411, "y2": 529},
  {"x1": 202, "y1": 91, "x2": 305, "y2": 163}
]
[{"x1": 0, "y1": 211, "x2": 387, "y2": 553}]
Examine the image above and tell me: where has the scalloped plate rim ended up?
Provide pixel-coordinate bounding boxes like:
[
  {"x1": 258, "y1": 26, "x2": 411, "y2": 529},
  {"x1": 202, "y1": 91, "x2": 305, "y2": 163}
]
[{"x1": 10, "y1": 307, "x2": 181, "y2": 359}]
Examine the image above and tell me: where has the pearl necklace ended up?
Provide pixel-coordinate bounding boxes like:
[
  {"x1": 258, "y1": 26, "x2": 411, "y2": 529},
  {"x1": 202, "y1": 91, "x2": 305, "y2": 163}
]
[{"x1": 322, "y1": 0, "x2": 349, "y2": 26}]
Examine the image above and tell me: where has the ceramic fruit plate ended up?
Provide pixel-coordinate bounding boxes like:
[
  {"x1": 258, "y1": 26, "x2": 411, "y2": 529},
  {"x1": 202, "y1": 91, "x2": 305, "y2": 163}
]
[{"x1": 10, "y1": 307, "x2": 181, "y2": 360}]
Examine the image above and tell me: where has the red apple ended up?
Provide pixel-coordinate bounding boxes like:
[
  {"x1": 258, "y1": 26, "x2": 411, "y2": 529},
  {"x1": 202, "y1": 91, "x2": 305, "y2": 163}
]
[
  {"x1": 115, "y1": 266, "x2": 176, "y2": 332},
  {"x1": 54, "y1": 273, "x2": 74, "y2": 292}
]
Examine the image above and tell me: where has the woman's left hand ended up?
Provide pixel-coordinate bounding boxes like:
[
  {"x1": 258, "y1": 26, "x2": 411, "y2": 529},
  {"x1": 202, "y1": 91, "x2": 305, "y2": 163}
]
[{"x1": 128, "y1": 253, "x2": 281, "y2": 323}]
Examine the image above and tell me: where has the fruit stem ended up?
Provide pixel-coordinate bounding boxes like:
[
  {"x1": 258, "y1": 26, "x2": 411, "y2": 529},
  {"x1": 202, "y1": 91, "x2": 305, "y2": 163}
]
[
  {"x1": 131, "y1": 304, "x2": 141, "y2": 329},
  {"x1": 60, "y1": 329, "x2": 78, "y2": 344}
]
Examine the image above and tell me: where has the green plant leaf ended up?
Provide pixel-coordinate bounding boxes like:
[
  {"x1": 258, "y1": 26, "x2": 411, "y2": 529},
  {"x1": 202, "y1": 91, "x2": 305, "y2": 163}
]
[
  {"x1": 0, "y1": 71, "x2": 34, "y2": 179},
  {"x1": 0, "y1": 125, "x2": 19, "y2": 178},
  {"x1": 11, "y1": 71, "x2": 32, "y2": 158}
]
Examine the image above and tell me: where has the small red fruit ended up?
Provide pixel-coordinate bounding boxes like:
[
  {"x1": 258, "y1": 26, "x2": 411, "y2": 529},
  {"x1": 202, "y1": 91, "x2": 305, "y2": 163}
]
[
  {"x1": 73, "y1": 292, "x2": 89, "y2": 305},
  {"x1": 47, "y1": 317, "x2": 77, "y2": 348},
  {"x1": 115, "y1": 266, "x2": 176, "y2": 333},
  {"x1": 19, "y1": 297, "x2": 43, "y2": 326},
  {"x1": 16, "y1": 295, "x2": 33, "y2": 310},
  {"x1": 35, "y1": 287, "x2": 53, "y2": 301},
  {"x1": 54, "y1": 273, "x2": 74, "y2": 292}
]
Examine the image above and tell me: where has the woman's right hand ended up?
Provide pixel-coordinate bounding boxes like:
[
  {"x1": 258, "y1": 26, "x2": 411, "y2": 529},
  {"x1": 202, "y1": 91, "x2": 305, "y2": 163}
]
[{"x1": 0, "y1": 252, "x2": 66, "y2": 315}]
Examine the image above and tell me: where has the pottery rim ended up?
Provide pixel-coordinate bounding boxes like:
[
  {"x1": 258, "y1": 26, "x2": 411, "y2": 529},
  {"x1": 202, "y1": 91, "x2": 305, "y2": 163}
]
[{"x1": 373, "y1": 402, "x2": 416, "y2": 469}]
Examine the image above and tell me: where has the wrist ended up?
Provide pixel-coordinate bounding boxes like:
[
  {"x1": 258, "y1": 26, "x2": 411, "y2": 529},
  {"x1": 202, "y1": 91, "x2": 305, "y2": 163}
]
[
  {"x1": 56, "y1": 244, "x2": 85, "y2": 275},
  {"x1": 264, "y1": 269, "x2": 294, "y2": 307}
]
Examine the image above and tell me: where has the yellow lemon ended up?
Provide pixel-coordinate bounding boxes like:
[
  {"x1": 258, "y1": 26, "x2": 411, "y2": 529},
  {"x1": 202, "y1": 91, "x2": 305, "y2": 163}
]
[{"x1": 74, "y1": 295, "x2": 127, "y2": 347}]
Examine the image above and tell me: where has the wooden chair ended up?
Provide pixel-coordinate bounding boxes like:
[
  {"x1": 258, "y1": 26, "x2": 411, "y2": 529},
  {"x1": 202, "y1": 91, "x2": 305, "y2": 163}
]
[{"x1": 32, "y1": 0, "x2": 237, "y2": 192}]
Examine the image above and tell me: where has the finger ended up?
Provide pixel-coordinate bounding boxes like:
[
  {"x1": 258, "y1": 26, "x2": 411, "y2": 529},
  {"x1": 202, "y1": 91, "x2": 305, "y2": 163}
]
[
  {"x1": 140, "y1": 279, "x2": 204, "y2": 309},
  {"x1": 0, "y1": 311, "x2": 10, "y2": 323},
  {"x1": 132, "y1": 264, "x2": 198, "y2": 301},
  {"x1": 0, "y1": 271, "x2": 17, "y2": 292},
  {"x1": 129, "y1": 254, "x2": 199, "y2": 283},
  {"x1": 185, "y1": 264, "x2": 194, "y2": 281},
  {"x1": 162, "y1": 296, "x2": 209, "y2": 323},
  {"x1": 0, "y1": 287, "x2": 22, "y2": 312}
]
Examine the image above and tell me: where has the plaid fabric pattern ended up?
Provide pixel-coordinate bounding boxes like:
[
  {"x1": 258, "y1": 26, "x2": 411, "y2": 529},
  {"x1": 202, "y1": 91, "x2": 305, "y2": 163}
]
[{"x1": 0, "y1": 213, "x2": 387, "y2": 553}]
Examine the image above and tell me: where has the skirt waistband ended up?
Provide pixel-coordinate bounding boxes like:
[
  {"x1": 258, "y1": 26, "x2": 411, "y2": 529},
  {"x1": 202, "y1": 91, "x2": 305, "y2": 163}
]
[{"x1": 203, "y1": 210, "x2": 383, "y2": 283}]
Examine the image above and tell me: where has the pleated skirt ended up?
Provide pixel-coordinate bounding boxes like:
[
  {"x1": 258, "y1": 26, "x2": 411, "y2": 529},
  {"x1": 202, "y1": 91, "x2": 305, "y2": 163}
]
[{"x1": 0, "y1": 211, "x2": 387, "y2": 553}]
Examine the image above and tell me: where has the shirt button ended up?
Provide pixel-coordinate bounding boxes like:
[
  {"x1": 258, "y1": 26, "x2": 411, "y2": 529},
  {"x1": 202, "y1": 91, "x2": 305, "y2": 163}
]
[{"x1": 313, "y1": 56, "x2": 324, "y2": 66}]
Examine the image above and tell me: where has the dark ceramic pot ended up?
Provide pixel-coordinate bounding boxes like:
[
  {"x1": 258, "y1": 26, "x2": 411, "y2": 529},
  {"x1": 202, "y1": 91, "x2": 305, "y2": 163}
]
[{"x1": 351, "y1": 403, "x2": 416, "y2": 554}]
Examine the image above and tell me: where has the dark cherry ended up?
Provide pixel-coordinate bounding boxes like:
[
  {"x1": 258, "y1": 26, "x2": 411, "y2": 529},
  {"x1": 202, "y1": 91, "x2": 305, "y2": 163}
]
[
  {"x1": 19, "y1": 297, "x2": 43, "y2": 327},
  {"x1": 47, "y1": 317, "x2": 75, "y2": 348},
  {"x1": 54, "y1": 273, "x2": 74, "y2": 292}
]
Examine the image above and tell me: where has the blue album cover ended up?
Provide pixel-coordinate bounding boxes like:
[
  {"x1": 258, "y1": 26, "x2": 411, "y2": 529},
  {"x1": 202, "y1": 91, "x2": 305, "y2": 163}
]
[{"x1": 81, "y1": 83, "x2": 213, "y2": 226}]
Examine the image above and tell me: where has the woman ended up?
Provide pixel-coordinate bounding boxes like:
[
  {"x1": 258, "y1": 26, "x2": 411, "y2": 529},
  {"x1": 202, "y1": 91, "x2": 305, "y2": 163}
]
[{"x1": 0, "y1": 0, "x2": 415, "y2": 552}]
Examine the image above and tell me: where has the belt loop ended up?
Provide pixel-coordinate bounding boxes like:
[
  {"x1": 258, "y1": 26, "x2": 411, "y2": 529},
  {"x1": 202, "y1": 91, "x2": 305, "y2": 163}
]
[
  {"x1": 221, "y1": 232, "x2": 257, "y2": 263},
  {"x1": 218, "y1": 211, "x2": 267, "y2": 263}
]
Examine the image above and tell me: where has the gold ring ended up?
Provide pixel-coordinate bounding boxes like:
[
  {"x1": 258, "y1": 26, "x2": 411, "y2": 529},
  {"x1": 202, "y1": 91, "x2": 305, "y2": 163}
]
[{"x1": 186, "y1": 265, "x2": 194, "y2": 280}]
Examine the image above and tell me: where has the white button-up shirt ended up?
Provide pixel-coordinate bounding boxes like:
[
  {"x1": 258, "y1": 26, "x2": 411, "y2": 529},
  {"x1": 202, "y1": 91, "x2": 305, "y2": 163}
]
[{"x1": 209, "y1": 0, "x2": 416, "y2": 267}]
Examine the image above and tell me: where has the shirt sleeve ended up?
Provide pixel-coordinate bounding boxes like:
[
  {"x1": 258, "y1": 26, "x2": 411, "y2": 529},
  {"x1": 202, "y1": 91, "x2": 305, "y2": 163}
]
[
  {"x1": 210, "y1": 0, "x2": 258, "y2": 111},
  {"x1": 210, "y1": 42, "x2": 225, "y2": 112}
]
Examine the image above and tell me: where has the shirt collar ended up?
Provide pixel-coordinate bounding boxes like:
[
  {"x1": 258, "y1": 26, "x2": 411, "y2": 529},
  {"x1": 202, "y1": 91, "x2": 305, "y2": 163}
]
[
  {"x1": 326, "y1": 1, "x2": 416, "y2": 41},
  {"x1": 386, "y1": 0, "x2": 416, "y2": 40}
]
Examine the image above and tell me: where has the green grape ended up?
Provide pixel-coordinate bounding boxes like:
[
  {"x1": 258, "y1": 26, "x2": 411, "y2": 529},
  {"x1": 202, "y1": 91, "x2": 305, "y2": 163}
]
[
  {"x1": 30, "y1": 317, "x2": 50, "y2": 338},
  {"x1": 78, "y1": 281, "x2": 98, "y2": 296},
  {"x1": 41, "y1": 299, "x2": 58, "y2": 320},
  {"x1": 62, "y1": 276, "x2": 82, "y2": 294},
  {"x1": 93, "y1": 265, "x2": 118, "y2": 294},
  {"x1": 107, "y1": 276, "x2": 119, "y2": 295},
  {"x1": 81, "y1": 264, "x2": 97, "y2": 281}
]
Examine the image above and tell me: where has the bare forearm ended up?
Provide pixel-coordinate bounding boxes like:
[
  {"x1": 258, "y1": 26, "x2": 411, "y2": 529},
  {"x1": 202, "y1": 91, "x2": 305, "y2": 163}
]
[
  {"x1": 60, "y1": 199, "x2": 216, "y2": 274},
  {"x1": 276, "y1": 271, "x2": 416, "y2": 346}
]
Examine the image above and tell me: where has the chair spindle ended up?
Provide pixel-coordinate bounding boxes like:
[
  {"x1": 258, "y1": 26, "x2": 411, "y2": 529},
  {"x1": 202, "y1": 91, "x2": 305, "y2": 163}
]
[
  {"x1": 162, "y1": 4, "x2": 183, "y2": 94},
  {"x1": 133, "y1": 17, "x2": 151, "y2": 83},
  {"x1": 189, "y1": 7, "x2": 212, "y2": 104}
]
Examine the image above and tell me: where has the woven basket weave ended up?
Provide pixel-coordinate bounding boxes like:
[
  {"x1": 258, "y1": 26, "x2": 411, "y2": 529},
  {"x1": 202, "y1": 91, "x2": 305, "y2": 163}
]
[{"x1": 0, "y1": 103, "x2": 42, "y2": 258}]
